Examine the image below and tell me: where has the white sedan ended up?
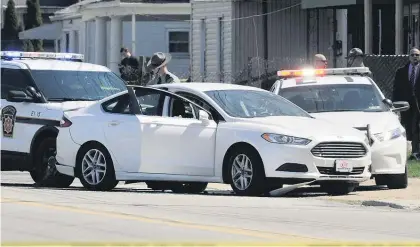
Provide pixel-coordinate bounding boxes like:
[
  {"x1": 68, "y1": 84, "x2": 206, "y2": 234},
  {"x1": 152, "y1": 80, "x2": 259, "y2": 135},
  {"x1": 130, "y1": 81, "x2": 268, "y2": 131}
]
[
  {"x1": 271, "y1": 67, "x2": 410, "y2": 189},
  {"x1": 55, "y1": 83, "x2": 372, "y2": 196}
]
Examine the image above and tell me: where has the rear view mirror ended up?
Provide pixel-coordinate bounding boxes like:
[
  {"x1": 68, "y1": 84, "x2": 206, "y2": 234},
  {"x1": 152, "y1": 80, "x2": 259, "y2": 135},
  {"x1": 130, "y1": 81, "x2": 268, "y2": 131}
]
[
  {"x1": 7, "y1": 90, "x2": 33, "y2": 103},
  {"x1": 392, "y1": 101, "x2": 410, "y2": 112}
]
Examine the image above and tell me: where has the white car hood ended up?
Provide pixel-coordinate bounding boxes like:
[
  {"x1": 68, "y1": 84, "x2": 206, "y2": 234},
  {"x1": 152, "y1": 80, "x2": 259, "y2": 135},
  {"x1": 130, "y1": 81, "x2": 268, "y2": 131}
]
[
  {"x1": 47, "y1": 101, "x2": 96, "y2": 111},
  {"x1": 310, "y1": 111, "x2": 400, "y2": 134},
  {"x1": 237, "y1": 116, "x2": 366, "y2": 139}
]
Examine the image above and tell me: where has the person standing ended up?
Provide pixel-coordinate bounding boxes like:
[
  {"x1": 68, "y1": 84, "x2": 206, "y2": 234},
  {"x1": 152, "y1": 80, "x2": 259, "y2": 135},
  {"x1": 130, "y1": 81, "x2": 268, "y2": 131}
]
[
  {"x1": 314, "y1": 54, "x2": 328, "y2": 69},
  {"x1": 146, "y1": 52, "x2": 180, "y2": 85},
  {"x1": 346, "y1": 48, "x2": 366, "y2": 67},
  {"x1": 119, "y1": 47, "x2": 140, "y2": 83},
  {"x1": 393, "y1": 47, "x2": 420, "y2": 160}
]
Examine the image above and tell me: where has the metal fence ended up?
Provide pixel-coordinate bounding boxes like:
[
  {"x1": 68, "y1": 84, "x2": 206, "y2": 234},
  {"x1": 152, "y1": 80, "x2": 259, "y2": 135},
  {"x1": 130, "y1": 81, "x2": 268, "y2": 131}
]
[{"x1": 363, "y1": 55, "x2": 409, "y2": 99}]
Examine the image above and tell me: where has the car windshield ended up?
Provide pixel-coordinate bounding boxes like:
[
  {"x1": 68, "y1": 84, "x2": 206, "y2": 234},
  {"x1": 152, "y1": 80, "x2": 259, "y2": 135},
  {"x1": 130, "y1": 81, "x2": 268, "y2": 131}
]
[
  {"x1": 279, "y1": 83, "x2": 389, "y2": 113},
  {"x1": 205, "y1": 89, "x2": 312, "y2": 118},
  {"x1": 30, "y1": 70, "x2": 127, "y2": 101}
]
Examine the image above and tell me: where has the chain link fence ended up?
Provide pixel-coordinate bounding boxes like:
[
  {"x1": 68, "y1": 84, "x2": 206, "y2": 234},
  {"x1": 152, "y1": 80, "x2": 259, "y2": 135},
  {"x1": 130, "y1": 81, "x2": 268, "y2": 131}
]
[{"x1": 363, "y1": 55, "x2": 409, "y2": 99}]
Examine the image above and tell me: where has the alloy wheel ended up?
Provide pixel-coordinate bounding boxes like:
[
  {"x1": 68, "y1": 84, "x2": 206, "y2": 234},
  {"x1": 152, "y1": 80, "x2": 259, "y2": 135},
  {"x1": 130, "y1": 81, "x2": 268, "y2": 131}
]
[
  {"x1": 231, "y1": 154, "x2": 253, "y2": 191},
  {"x1": 82, "y1": 149, "x2": 107, "y2": 185}
]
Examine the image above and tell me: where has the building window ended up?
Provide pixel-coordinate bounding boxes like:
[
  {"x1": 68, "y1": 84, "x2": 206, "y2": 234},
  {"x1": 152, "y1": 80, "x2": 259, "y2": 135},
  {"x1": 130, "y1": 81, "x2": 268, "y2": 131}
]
[{"x1": 168, "y1": 31, "x2": 189, "y2": 54}]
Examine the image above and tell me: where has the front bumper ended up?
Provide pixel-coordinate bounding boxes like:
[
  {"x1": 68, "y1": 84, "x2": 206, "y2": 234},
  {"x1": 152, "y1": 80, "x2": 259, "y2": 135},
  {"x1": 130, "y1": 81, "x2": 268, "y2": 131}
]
[
  {"x1": 370, "y1": 136, "x2": 407, "y2": 175},
  {"x1": 259, "y1": 139, "x2": 372, "y2": 184}
]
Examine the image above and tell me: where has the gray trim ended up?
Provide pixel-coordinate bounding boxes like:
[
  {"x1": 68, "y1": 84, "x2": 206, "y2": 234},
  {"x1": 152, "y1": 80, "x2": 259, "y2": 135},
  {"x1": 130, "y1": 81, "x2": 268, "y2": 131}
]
[{"x1": 301, "y1": 0, "x2": 357, "y2": 9}]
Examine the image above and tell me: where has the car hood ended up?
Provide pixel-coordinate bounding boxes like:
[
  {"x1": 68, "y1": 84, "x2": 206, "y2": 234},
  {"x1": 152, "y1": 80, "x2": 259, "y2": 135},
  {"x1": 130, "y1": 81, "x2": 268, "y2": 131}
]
[
  {"x1": 236, "y1": 116, "x2": 366, "y2": 139},
  {"x1": 47, "y1": 101, "x2": 96, "y2": 112},
  {"x1": 310, "y1": 111, "x2": 400, "y2": 134}
]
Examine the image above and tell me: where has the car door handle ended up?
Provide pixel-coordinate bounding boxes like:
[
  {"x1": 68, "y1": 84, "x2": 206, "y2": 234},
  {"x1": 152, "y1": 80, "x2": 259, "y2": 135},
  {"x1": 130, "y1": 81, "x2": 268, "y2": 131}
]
[{"x1": 108, "y1": 121, "x2": 121, "y2": 126}]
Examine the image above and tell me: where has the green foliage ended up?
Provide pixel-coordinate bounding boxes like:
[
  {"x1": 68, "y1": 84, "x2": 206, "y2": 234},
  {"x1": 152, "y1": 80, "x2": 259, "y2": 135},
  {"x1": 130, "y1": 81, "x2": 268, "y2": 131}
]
[
  {"x1": 3, "y1": 0, "x2": 20, "y2": 40},
  {"x1": 24, "y1": 0, "x2": 43, "y2": 51}
]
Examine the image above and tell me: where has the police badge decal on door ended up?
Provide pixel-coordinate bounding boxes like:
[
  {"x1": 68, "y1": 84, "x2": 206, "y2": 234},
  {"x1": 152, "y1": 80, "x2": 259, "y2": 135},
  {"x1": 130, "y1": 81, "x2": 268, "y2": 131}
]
[{"x1": 1, "y1": 105, "x2": 17, "y2": 138}]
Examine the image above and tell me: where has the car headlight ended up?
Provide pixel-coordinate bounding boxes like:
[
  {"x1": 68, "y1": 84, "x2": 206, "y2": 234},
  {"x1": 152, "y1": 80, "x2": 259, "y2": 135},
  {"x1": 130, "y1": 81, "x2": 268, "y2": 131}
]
[
  {"x1": 373, "y1": 128, "x2": 405, "y2": 142},
  {"x1": 261, "y1": 133, "x2": 311, "y2": 145}
]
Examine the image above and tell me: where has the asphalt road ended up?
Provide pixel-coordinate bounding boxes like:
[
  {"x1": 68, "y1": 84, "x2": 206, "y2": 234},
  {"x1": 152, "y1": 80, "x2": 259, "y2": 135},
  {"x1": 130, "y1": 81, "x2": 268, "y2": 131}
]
[{"x1": 1, "y1": 171, "x2": 420, "y2": 245}]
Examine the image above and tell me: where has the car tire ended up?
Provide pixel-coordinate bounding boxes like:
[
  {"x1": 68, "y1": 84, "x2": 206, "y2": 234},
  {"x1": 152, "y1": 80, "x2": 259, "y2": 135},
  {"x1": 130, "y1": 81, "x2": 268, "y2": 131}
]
[
  {"x1": 30, "y1": 137, "x2": 75, "y2": 188},
  {"x1": 227, "y1": 146, "x2": 266, "y2": 196},
  {"x1": 320, "y1": 182, "x2": 358, "y2": 195},
  {"x1": 386, "y1": 167, "x2": 408, "y2": 189},
  {"x1": 170, "y1": 182, "x2": 208, "y2": 194},
  {"x1": 77, "y1": 143, "x2": 118, "y2": 191},
  {"x1": 374, "y1": 175, "x2": 387, "y2": 186}
]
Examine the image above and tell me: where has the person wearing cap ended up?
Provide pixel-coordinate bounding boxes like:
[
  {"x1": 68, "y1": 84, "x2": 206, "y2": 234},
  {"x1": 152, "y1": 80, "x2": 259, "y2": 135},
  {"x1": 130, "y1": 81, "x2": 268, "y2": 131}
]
[
  {"x1": 146, "y1": 52, "x2": 180, "y2": 85},
  {"x1": 314, "y1": 54, "x2": 328, "y2": 69},
  {"x1": 346, "y1": 48, "x2": 366, "y2": 67}
]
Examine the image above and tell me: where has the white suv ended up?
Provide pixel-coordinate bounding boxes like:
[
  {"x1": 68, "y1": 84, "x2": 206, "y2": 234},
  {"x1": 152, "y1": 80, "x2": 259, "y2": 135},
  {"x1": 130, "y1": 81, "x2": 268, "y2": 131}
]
[
  {"x1": 270, "y1": 67, "x2": 410, "y2": 189},
  {"x1": 1, "y1": 51, "x2": 127, "y2": 187}
]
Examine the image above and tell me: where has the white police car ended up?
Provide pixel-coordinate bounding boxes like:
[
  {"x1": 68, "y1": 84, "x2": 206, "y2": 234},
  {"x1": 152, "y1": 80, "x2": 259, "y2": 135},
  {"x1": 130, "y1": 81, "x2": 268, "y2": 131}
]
[
  {"x1": 1, "y1": 51, "x2": 127, "y2": 187},
  {"x1": 270, "y1": 67, "x2": 410, "y2": 189}
]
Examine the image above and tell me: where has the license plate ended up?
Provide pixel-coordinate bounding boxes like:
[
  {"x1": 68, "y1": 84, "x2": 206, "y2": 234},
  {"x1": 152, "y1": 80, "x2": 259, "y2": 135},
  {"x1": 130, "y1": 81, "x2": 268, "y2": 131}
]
[{"x1": 335, "y1": 160, "x2": 353, "y2": 172}]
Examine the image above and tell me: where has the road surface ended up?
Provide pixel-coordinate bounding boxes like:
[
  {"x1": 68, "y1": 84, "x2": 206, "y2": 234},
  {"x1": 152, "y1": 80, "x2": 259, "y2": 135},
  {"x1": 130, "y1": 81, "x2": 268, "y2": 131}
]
[{"x1": 1, "y1": 172, "x2": 420, "y2": 245}]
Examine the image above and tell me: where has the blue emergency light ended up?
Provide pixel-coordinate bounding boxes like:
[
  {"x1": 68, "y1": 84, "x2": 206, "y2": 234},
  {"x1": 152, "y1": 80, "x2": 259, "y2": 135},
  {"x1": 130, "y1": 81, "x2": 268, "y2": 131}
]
[{"x1": 0, "y1": 51, "x2": 84, "y2": 62}]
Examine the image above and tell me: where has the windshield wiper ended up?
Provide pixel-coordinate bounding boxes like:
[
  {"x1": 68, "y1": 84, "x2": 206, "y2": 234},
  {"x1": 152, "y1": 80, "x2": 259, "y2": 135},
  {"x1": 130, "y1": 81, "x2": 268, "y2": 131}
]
[{"x1": 48, "y1": 97, "x2": 96, "y2": 101}]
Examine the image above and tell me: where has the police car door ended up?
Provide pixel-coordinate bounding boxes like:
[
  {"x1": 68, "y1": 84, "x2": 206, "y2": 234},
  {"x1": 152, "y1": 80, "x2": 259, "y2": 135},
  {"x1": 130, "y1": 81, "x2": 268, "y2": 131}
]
[{"x1": 0, "y1": 65, "x2": 46, "y2": 154}]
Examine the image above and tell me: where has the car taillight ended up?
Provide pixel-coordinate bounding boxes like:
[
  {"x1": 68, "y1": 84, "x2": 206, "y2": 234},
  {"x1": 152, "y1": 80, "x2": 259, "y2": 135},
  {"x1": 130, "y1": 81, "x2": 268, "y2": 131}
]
[{"x1": 60, "y1": 116, "x2": 72, "y2": 127}]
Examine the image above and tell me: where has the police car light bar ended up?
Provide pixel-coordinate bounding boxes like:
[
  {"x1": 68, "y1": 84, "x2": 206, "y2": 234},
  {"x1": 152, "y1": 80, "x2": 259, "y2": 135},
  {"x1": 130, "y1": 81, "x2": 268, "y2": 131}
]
[
  {"x1": 277, "y1": 67, "x2": 371, "y2": 78},
  {"x1": 0, "y1": 51, "x2": 84, "y2": 61}
]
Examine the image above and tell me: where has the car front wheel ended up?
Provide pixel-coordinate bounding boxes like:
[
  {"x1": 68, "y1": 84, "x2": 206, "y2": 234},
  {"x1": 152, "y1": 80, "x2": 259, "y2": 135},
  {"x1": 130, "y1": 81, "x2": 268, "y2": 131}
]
[
  {"x1": 77, "y1": 144, "x2": 118, "y2": 191},
  {"x1": 227, "y1": 147, "x2": 266, "y2": 196}
]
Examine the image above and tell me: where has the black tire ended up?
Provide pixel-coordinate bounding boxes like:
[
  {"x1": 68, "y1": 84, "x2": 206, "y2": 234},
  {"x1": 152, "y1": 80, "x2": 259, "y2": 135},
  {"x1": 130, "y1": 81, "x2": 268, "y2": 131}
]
[
  {"x1": 146, "y1": 181, "x2": 172, "y2": 191},
  {"x1": 170, "y1": 182, "x2": 208, "y2": 194},
  {"x1": 226, "y1": 146, "x2": 266, "y2": 196},
  {"x1": 386, "y1": 167, "x2": 408, "y2": 189},
  {"x1": 30, "y1": 137, "x2": 75, "y2": 188},
  {"x1": 374, "y1": 175, "x2": 387, "y2": 186},
  {"x1": 320, "y1": 182, "x2": 358, "y2": 195},
  {"x1": 76, "y1": 143, "x2": 118, "y2": 191}
]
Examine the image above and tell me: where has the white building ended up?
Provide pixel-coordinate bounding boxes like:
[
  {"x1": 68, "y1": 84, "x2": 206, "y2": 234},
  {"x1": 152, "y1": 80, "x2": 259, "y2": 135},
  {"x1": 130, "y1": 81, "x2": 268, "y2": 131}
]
[{"x1": 19, "y1": 0, "x2": 191, "y2": 78}]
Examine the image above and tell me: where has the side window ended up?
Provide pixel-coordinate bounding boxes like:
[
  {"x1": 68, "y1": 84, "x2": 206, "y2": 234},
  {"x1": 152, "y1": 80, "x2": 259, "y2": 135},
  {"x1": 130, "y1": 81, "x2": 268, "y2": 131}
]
[
  {"x1": 102, "y1": 94, "x2": 133, "y2": 114},
  {"x1": 1, "y1": 68, "x2": 32, "y2": 99},
  {"x1": 169, "y1": 96, "x2": 196, "y2": 119},
  {"x1": 175, "y1": 91, "x2": 223, "y2": 121},
  {"x1": 135, "y1": 88, "x2": 165, "y2": 116}
]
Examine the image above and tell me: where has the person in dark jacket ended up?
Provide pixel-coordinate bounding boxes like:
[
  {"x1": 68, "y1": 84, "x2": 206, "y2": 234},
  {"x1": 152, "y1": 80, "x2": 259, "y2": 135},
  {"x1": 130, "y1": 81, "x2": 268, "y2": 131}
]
[
  {"x1": 393, "y1": 47, "x2": 420, "y2": 160},
  {"x1": 119, "y1": 47, "x2": 140, "y2": 82}
]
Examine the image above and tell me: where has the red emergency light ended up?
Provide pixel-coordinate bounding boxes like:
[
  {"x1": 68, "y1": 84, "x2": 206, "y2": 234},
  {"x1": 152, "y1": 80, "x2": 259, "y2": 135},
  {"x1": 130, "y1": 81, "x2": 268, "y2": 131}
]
[{"x1": 277, "y1": 69, "x2": 325, "y2": 77}]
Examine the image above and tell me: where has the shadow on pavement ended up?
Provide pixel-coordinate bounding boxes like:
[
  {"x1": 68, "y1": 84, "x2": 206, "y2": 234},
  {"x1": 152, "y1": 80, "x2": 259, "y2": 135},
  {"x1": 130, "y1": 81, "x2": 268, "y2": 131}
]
[{"x1": 1, "y1": 181, "x2": 388, "y2": 198}]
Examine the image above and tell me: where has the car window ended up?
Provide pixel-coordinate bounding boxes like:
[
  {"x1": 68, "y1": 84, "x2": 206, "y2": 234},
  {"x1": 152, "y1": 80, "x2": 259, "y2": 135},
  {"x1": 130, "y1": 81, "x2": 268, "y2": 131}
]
[
  {"x1": 205, "y1": 89, "x2": 311, "y2": 118},
  {"x1": 102, "y1": 94, "x2": 133, "y2": 114},
  {"x1": 279, "y1": 84, "x2": 389, "y2": 113},
  {"x1": 175, "y1": 91, "x2": 220, "y2": 121},
  {"x1": 30, "y1": 70, "x2": 127, "y2": 101},
  {"x1": 1, "y1": 68, "x2": 34, "y2": 99},
  {"x1": 169, "y1": 97, "x2": 196, "y2": 119},
  {"x1": 135, "y1": 89, "x2": 165, "y2": 116}
]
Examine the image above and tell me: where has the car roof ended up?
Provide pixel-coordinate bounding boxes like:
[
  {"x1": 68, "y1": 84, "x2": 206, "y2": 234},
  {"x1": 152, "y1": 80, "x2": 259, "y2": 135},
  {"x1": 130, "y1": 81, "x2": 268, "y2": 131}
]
[
  {"x1": 1, "y1": 59, "x2": 111, "y2": 72},
  {"x1": 152, "y1": 82, "x2": 266, "y2": 93},
  {"x1": 280, "y1": 75, "x2": 372, "y2": 89}
]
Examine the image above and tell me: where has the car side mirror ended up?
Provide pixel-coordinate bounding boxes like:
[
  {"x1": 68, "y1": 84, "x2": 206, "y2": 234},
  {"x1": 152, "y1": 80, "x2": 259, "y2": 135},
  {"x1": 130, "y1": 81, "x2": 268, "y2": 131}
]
[
  {"x1": 198, "y1": 109, "x2": 211, "y2": 125},
  {"x1": 7, "y1": 90, "x2": 33, "y2": 103},
  {"x1": 382, "y1": 98, "x2": 393, "y2": 107},
  {"x1": 25, "y1": 86, "x2": 41, "y2": 99},
  {"x1": 392, "y1": 101, "x2": 410, "y2": 112}
]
